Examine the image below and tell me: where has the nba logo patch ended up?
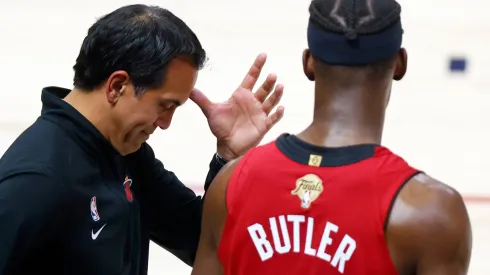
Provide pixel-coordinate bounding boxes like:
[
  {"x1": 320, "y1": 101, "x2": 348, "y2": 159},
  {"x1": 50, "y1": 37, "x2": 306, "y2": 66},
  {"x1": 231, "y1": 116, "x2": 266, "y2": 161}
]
[
  {"x1": 302, "y1": 190, "x2": 311, "y2": 208},
  {"x1": 90, "y1": 196, "x2": 100, "y2": 222}
]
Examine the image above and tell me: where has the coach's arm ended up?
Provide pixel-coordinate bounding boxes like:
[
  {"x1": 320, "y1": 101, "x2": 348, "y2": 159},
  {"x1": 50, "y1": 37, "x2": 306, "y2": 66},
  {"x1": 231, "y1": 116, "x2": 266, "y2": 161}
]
[{"x1": 128, "y1": 143, "x2": 227, "y2": 266}]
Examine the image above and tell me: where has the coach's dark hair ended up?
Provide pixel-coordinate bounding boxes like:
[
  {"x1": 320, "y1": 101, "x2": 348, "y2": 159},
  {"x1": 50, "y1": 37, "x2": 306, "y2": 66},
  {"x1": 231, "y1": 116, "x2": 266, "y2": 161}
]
[
  {"x1": 73, "y1": 4, "x2": 206, "y2": 95},
  {"x1": 309, "y1": 0, "x2": 402, "y2": 73}
]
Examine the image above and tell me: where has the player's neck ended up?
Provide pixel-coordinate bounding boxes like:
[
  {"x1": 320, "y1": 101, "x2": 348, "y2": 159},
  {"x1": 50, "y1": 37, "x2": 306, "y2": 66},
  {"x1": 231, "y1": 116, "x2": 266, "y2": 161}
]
[
  {"x1": 64, "y1": 89, "x2": 116, "y2": 141},
  {"x1": 297, "y1": 86, "x2": 387, "y2": 147}
]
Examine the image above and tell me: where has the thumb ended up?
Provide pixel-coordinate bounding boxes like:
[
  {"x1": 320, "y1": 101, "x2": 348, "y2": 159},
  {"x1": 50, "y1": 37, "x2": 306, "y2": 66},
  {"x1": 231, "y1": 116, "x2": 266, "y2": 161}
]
[{"x1": 190, "y1": 88, "x2": 213, "y2": 118}]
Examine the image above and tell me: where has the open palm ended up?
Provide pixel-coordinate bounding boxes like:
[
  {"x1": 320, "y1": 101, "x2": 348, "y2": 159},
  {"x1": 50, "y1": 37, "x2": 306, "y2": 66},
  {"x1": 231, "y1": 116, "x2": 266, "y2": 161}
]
[{"x1": 190, "y1": 53, "x2": 285, "y2": 160}]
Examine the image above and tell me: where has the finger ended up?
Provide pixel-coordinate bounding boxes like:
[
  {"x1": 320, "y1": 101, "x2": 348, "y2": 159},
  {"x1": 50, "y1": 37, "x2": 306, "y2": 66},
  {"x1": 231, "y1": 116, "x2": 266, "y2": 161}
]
[
  {"x1": 266, "y1": 106, "x2": 285, "y2": 130},
  {"x1": 189, "y1": 88, "x2": 213, "y2": 118},
  {"x1": 261, "y1": 84, "x2": 284, "y2": 115},
  {"x1": 254, "y1": 73, "x2": 277, "y2": 103},
  {"x1": 239, "y1": 53, "x2": 267, "y2": 90}
]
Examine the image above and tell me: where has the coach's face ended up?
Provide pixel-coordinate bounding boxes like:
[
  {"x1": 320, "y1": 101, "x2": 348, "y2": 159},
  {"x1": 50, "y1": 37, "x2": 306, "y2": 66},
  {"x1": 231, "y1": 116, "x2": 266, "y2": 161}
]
[{"x1": 105, "y1": 56, "x2": 198, "y2": 155}]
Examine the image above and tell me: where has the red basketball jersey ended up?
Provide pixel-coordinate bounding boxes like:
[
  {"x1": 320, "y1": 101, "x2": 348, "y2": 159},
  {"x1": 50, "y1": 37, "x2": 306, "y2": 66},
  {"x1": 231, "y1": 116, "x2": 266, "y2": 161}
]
[{"x1": 218, "y1": 134, "x2": 421, "y2": 275}]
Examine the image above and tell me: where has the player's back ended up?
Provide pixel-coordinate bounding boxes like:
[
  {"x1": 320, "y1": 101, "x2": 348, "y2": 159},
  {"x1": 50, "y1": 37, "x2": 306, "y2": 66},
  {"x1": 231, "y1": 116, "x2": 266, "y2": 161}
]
[{"x1": 218, "y1": 133, "x2": 421, "y2": 275}]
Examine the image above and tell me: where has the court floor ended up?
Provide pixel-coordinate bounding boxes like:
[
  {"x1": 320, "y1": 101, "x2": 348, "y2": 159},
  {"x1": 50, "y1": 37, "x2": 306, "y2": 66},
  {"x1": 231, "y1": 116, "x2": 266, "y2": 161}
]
[{"x1": 147, "y1": 201, "x2": 489, "y2": 275}]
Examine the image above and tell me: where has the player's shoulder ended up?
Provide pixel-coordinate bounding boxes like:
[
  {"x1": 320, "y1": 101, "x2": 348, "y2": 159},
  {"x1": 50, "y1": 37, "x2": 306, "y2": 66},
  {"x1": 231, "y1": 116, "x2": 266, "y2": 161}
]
[
  {"x1": 209, "y1": 134, "x2": 292, "y2": 201},
  {"x1": 401, "y1": 173, "x2": 466, "y2": 216},
  {"x1": 373, "y1": 145, "x2": 413, "y2": 165},
  {"x1": 212, "y1": 155, "x2": 245, "y2": 188},
  {"x1": 388, "y1": 174, "x2": 470, "y2": 253},
  {"x1": 237, "y1": 133, "x2": 286, "y2": 164},
  {"x1": 218, "y1": 135, "x2": 282, "y2": 175},
  {"x1": 375, "y1": 145, "x2": 462, "y2": 206},
  {"x1": 207, "y1": 142, "x2": 273, "y2": 213},
  {"x1": 387, "y1": 173, "x2": 472, "y2": 272},
  {"x1": 376, "y1": 146, "x2": 467, "y2": 229},
  {"x1": 246, "y1": 134, "x2": 281, "y2": 156}
]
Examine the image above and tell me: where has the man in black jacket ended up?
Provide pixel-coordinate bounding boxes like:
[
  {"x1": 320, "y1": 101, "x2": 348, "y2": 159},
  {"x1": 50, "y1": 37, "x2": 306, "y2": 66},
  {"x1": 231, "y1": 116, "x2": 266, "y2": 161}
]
[{"x1": 0, "y1": 4, "x2": 284, "y2": 275}]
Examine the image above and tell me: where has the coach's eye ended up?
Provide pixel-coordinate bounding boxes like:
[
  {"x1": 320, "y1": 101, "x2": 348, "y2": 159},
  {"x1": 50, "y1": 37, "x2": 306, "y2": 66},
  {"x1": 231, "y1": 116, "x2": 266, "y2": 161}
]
[{"x1": 160, "y1": 102, "x2": 175, "y2": 111}]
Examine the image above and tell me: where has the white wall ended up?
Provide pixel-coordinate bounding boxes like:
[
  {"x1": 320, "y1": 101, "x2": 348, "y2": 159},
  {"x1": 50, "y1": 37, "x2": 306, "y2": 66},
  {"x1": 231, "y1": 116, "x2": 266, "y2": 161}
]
[{"x1": 0, "y1": 0, "x2": 489, "y2": 274}]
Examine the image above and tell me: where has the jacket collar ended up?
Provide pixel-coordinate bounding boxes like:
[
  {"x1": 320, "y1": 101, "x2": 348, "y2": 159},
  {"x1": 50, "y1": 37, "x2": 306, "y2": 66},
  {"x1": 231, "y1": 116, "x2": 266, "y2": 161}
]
[{"x1": 40, "y1": 86, "x2": 120, "y2": 159}]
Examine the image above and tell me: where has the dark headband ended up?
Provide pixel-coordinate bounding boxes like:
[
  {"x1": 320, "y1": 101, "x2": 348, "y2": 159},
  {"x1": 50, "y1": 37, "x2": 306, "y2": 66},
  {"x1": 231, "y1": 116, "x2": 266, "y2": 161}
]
[{"x1": 307, "y1": 19, "x2": 403, "y2": 66}]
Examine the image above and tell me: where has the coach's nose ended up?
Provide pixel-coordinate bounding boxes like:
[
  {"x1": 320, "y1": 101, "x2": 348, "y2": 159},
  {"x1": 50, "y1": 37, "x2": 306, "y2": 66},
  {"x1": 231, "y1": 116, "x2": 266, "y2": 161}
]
[
  {"x1": 154, "y1": 112, "x2": 175, "y2": 130},
  {"x1": 154, "y1": 119, "x2": 171, "y2": 130}
]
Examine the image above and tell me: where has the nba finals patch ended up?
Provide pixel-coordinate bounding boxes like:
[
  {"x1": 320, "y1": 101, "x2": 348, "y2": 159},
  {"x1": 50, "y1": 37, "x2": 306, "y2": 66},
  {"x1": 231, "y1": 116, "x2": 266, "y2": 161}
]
[{"x1": 291, "y1": 174, "x2": 323, "y2": 209}]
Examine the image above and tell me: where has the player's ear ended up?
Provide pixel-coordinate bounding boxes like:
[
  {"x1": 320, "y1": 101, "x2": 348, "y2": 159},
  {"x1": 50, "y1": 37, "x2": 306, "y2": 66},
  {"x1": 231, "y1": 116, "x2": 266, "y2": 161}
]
[
  {"x1": 393, "y1": 48, "x2": 407, "y2": 81},
  {"x1": 302, "y1": 49, "x2": 315, "y2": 81}
]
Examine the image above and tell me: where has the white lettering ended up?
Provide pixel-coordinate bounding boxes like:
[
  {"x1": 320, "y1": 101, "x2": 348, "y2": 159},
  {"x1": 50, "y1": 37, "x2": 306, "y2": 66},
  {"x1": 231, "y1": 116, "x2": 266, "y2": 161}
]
[
  {"x1": 247, "y1": 223, "x2": 274, "y2": 261},
  {"x1": 317, "y1": 222, "x2": 338, "y2": 261},
  {"x1": 287, "y1": 215, "x2": 305, "y2": 252},
  {"x1": 269, "y1": 215, "x2": 291, "y2": 254},
  {"x1": 331, "y1": 234, "x2": 356, "y2": 273},
  {"x1": 304, "y1": 217, "x2": 316, "y2": 256},
  {"x1": 247, "y1": 215, "x2": 357, "y2": 274}
]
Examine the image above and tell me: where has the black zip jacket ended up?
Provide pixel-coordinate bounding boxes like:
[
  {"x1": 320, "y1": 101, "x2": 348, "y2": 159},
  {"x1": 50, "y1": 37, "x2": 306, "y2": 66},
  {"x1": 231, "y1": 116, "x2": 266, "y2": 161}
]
[{"x1": 0, "y1": 87, "x2": 226, "y2": 275}]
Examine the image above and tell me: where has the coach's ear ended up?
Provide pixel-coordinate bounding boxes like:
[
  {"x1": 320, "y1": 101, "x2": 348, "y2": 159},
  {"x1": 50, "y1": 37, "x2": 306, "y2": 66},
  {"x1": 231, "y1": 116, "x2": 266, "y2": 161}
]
[
  {"x1": 302, "y1": 49, "x2": 315, "y2": 81},
  {"x1": 105, "y1": 70, "x2": 131, "y2": 104},
  {"x1": 393, "y1": 48, "x2": 407, "y2": 81}
]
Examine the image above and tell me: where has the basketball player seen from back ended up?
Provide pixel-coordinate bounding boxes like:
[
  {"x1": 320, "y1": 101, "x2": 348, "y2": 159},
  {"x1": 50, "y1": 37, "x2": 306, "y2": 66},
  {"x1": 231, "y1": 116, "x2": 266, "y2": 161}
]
[{"x1": 191, "y1": 0, "x2": 472, "y2": 274}]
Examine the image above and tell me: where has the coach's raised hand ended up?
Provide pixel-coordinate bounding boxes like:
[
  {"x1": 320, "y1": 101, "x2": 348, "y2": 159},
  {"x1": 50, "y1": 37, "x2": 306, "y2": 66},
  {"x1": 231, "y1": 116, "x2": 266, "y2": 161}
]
[{"x1": 190, "y1": 53, "x2": 285, "y2": 160}]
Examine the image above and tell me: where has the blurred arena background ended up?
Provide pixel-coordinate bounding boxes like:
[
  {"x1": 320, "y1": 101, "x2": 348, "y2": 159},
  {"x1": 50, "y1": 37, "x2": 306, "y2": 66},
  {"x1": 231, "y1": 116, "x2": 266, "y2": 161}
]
[{"x1": 0, "y1": 0, "x2": 488, "y2": 274}]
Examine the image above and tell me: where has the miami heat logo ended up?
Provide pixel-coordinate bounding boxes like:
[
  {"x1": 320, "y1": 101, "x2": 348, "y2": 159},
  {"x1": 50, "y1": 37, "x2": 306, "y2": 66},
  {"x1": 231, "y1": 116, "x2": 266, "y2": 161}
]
[
  {"x1": 291, "y1": 174, "x2": 323, "y2": 209},
  {"x1": 123, "y1": 176, "x2": 133, "y2": 202}
]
